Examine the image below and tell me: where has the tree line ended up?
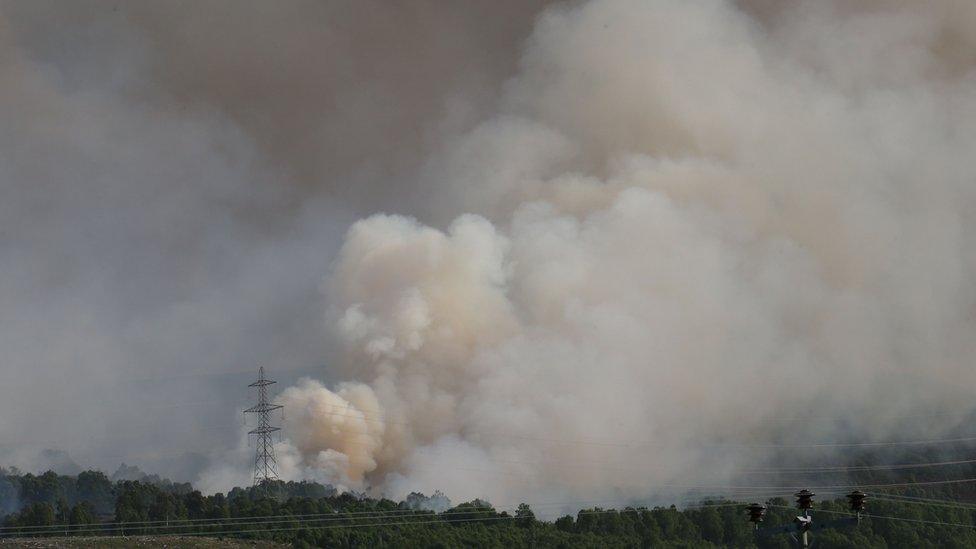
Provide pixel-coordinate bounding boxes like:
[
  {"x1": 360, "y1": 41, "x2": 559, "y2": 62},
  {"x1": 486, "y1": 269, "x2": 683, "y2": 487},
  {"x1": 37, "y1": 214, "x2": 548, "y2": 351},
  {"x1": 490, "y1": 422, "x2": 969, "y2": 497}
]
[{"x1": 3, "y1": 467, "x2": 976, "y2": 547}]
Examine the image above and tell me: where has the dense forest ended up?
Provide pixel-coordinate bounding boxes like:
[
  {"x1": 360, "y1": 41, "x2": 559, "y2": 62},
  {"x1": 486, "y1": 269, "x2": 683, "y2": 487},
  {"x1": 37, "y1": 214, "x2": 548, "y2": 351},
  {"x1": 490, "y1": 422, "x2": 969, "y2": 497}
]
[{"x1": 2, "y1": 467, "x2": 976, "y2": 547}]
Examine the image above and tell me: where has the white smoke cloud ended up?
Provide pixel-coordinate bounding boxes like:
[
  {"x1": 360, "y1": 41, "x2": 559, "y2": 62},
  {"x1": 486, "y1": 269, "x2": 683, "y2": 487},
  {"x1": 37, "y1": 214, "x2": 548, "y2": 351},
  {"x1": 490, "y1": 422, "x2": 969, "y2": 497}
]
[
  {"x1": 277, "y1": 378, "x2": 384, "y2": 485},
  {"x1": 275, "y1": 0, "x2": 976, "y2": 508}
]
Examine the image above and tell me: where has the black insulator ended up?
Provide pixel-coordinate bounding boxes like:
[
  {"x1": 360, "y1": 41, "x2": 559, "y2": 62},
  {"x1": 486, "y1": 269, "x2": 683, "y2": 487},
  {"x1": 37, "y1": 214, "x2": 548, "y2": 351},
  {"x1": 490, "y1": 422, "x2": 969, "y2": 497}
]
[
  {"x1": 746, "y1": 503, "x2": 767, "y2": 523},
  {"x1": 847, "y1": 490, "x2": 867, "y2": 512},
  {"x1": 795, "y1": 489, "x2": 815, "y2": 510}
]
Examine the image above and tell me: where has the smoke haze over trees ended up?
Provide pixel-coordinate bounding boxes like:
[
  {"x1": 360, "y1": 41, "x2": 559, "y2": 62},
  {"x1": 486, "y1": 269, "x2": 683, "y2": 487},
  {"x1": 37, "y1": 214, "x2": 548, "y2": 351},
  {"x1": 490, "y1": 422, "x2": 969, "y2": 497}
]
[{"x1": 4, "y1": 0, "x2": 976, "y2": 513}]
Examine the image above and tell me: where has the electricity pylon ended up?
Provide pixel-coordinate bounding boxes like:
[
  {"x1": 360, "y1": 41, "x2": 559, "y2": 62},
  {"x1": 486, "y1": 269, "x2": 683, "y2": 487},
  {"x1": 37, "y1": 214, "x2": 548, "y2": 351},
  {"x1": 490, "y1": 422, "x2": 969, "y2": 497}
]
[{"x1": 244, "y1": 367, "x2": 284, "y2": 486}]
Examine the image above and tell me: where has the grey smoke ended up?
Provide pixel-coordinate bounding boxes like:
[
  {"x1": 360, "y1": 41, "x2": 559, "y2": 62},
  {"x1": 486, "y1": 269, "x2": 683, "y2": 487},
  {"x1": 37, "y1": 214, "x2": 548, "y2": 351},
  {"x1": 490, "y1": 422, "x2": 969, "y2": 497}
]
[
  {"x1": 3, "y1": 0, "x2": 976, "y2": 515},
  {"x1": 0, "y1": 0, "x2": 547, "y2": 479}
]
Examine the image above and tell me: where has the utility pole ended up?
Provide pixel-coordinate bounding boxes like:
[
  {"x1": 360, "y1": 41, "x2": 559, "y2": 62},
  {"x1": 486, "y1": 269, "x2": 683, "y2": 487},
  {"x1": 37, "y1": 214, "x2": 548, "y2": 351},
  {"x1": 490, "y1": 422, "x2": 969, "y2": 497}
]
[
  {"x1": 244, "y1": 367, "x2": 284, "y2": 488},
  {"x1": 794, "y1": 490, "x2": 814, "y2": 548}
]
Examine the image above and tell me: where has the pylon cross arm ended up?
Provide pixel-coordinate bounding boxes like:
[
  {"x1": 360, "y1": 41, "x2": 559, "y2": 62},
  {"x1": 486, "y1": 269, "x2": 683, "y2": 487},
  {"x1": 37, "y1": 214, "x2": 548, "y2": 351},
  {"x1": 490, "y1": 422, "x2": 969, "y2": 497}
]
[
  {"x1": 244, "y1": 403, "x2": 284, "y2": 413},
  {"x1": 248, "y1": 426, "x2": 281, "y2": 435}
]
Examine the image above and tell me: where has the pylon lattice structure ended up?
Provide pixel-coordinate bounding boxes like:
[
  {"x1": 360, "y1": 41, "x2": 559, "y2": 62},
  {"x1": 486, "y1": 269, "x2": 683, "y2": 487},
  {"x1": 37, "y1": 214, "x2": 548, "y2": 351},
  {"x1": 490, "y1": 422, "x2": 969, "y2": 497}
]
[{"x1": 244, "y1": 367, "x2": 284, "y2": 485}]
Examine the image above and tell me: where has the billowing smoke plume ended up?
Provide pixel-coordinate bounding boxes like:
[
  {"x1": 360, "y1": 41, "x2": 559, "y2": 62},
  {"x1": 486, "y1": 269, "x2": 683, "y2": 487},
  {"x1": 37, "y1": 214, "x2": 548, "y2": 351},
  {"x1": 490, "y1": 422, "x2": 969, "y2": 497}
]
[
  {"x1": 274, "y1": 0, "x2": 976, "y2": 507},
  {"x1": 5, "y1": 0, "x2": 976, "y2": 511}
]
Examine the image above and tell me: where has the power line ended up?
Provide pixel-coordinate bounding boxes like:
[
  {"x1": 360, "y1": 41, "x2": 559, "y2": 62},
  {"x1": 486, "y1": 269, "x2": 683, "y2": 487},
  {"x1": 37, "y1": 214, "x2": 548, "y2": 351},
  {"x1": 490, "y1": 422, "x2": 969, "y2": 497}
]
[
  {"x1": 75, "y1": 419, "x2": 976, "y2": 474},
  {"x1": 749, "y1": 458, "x2": 976, "y2": 473},
  {"x1": 1, "y1": 510, "x2": 491, "y2": 535},
  {"x1": 768, "y1": 504, "x2": 976, "y2": 530},
  {"x1": 862, "y1": 513, "x2": 976, "y2": 529},
  {"x1": 124, "y1": 363, "x2": 326, "y2": 384},
  {"x1": 0, "y1": 497, "x2": 741, "y2": 534},
  {"x1": 868, "y1": 495, "x2": 976, "y2": 512},
  {"x1": 870, "y1": 492, "x2": 976, "y2": 505},
  {"x1": 27, "y1": 501, "x2": 971, "y2": 541},
  {"x1": 119, "y1": 367, "x2": 976, "y2": 429},
  {"x1": 0, "y1": 505, "x2": 492, "y2": 534},
  {"x1": 1, "y1": 502, "x2": 744, "y2": 537},
  {"x1": 391, "y1": 476, "x2": 976, "y2": 494},
  {"x1": 14, "y1": 402, "x2": 976, "y2": 458},
  {"x1": 11, "y1": 486, "x2": 976, "y2": 538},
  {"x1": 0, "y1": 503, "x2": 742, "y2": 537},
  {"x1": 868, "y1": 493, "x2": 976, "y2": 508},
  {"x1": 291, "y1": 407, "x2": 976, "y2": 449},
  {"x1": 0, "y1": 500, "x2": 536, "y2": 534},
  {"x1": 98, "y1": 492, "x2": 972, "y2": 540},
  {"x1": 404, "y1": 450, "x2": 976, "y2": 478},
  {"x1": 744, "y1": 478, "x2": 976, "y2": 491}
]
